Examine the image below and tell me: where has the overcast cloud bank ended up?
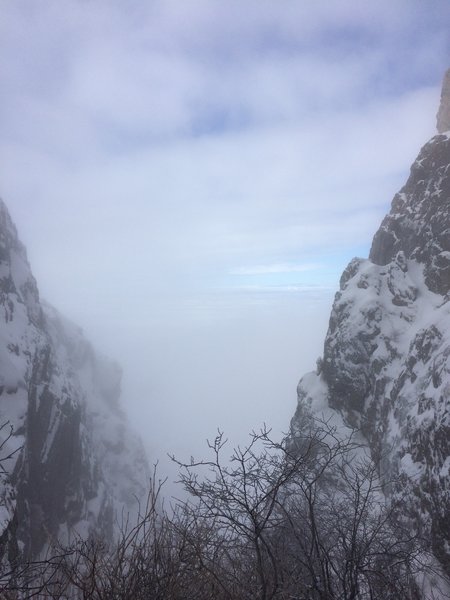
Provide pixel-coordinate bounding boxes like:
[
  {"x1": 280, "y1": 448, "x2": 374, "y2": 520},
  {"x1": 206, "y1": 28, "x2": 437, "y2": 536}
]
[{"x1": 2, "y1": 1, "x2": 450, "y2": 487}]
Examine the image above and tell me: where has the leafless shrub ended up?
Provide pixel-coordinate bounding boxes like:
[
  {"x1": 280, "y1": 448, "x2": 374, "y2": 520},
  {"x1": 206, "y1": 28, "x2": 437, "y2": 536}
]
[{"x1": 1, "y1": 420, "x2": 448, "y2": 599}]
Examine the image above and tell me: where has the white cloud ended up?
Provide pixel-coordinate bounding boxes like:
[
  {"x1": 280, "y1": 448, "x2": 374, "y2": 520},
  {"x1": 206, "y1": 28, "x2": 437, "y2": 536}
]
[
  {"x1": 1, "y1": 0, "x2": 450, "y2": 476},
  {"x1": 230, "y1": 263, "x2": 321, "y2": 275}
]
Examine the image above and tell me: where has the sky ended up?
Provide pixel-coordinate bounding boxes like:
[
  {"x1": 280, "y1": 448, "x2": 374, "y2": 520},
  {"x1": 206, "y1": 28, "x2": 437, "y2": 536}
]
[{"x1": 1, "y1": 1, "x2": 449, "y2": 491}]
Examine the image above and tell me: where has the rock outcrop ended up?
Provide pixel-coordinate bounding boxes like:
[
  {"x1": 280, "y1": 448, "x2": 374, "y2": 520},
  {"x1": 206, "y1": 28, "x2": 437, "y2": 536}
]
[
  {"x1": 437, "y1": 68, "x2": 450, "y2": 134},
  {"x1": 0, "y1": 200, "x2": 148, "y2": 564},
  {"x1": 290, "y1": 76, "x2": 450, "y2": 578}
]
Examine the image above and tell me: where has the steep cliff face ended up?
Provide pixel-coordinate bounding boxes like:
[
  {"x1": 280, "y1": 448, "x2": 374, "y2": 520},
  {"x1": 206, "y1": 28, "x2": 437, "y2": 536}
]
[
  {"x1": 290, "y1": 81, "x2": 450, "y2": 576},
  {"x1": 0, "y1": 200, "x2": 148, "y2": 562}
]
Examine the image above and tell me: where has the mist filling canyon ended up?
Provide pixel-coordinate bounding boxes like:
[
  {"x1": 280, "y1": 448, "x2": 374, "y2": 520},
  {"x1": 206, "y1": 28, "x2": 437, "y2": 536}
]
[{"x1": 1, "y1": 2, "x2": 450, "y2": 598}]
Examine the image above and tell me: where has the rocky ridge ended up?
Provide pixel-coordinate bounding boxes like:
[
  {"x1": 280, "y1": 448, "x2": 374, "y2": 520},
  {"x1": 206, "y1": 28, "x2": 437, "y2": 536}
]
[
  {"x1": 0, "y1": 200, "x2": 148, "y2": 563},
  {"x1": 290, "y1": 76, "x2": 450, "y2": 577}
]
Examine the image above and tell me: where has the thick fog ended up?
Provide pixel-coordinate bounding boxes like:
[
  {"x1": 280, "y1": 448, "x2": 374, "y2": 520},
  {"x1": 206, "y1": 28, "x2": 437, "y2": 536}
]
[{"x1": 2, "y1": 1, "x2": 449, "y2": 492}]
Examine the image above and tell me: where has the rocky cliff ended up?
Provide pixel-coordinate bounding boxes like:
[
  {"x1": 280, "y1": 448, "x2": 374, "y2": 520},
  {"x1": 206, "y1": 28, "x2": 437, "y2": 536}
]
[
  {"x1": 0, "y1": 201, "x2": 149, "y2": 564},
  {"x1": 290, "y1": 74, "x2": 450, "y2": 577}
]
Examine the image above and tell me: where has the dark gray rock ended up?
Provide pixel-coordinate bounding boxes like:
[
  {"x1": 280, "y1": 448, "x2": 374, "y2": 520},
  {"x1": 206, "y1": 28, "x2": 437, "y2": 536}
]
[
  {"x1": 290, "y1": 74, "x2": 450, "y2": 580},
  {"x1": 0, "y1": 199, "x2": 149, "y2": 565},
  {"x1": 370, "y1": 133, "x2": 450, "y2": 296},
  {"x1": 437, "y1": 68, "x2": 450, "y2": 134}
]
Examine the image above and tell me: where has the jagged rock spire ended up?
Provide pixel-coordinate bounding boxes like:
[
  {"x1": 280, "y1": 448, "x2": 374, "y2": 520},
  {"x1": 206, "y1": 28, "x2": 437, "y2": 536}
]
[
  {"x1": 437, "y1": 68, "x2": 450, "y2": 133},
  {"x1": 291, "y1": 67, "x2": 450, "y2": 579}
]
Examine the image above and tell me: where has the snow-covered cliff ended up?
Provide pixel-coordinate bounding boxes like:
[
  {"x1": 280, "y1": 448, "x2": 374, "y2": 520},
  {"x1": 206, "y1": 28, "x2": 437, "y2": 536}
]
[
  {"x1": 0, "y1": 200, "x2": 148, "y2": 563},
  {"x1": 290, "y1": 79, "x2": 450, "y2": 577}
]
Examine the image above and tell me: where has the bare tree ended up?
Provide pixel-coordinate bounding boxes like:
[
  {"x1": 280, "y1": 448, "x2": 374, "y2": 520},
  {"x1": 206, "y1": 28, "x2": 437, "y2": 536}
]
[
  {"x1": 1, "y1": 420, "x2": 448, "y2": 599},
  {"x1": 171, "y1": 419, "x2": 446, "y2": 600}
]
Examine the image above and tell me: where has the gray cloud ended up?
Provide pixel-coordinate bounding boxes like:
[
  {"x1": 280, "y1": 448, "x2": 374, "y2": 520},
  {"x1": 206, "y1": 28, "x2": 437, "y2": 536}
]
[{"x1": 1, "y1": 0, "x2": 449, "y2": 487}]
